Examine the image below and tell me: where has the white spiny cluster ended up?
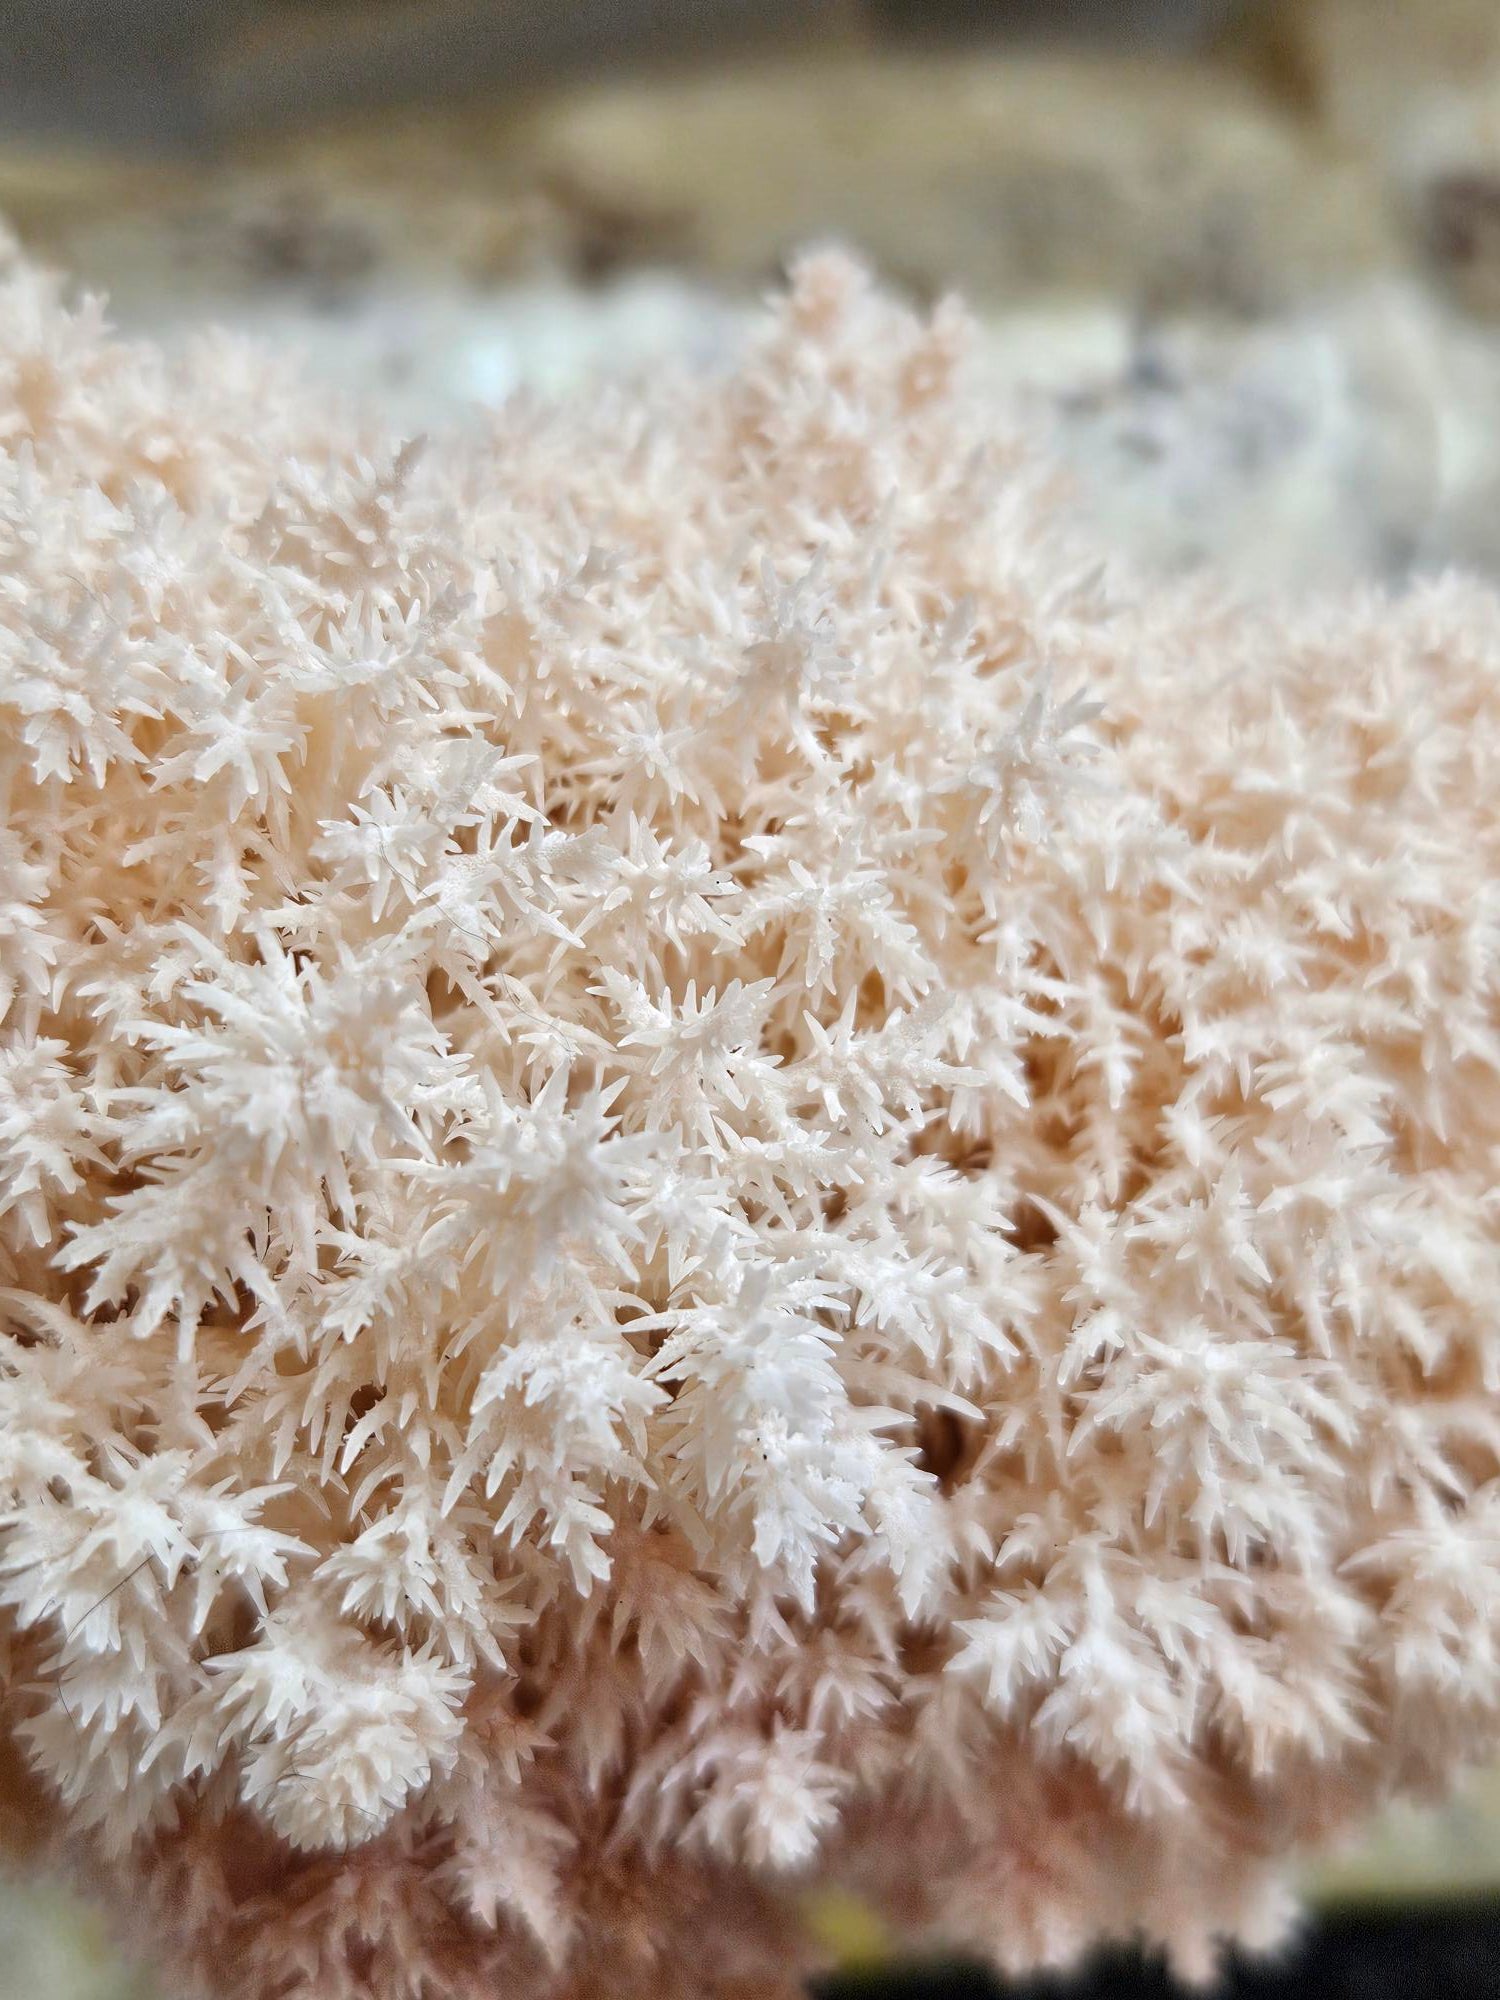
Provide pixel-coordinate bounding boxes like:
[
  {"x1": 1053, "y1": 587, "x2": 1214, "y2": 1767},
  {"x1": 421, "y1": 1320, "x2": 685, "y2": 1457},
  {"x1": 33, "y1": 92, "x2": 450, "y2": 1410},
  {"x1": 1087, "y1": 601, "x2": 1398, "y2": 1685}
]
[{"x1": 3, "y1": 240, "x2": 1500, "y2": 1997}]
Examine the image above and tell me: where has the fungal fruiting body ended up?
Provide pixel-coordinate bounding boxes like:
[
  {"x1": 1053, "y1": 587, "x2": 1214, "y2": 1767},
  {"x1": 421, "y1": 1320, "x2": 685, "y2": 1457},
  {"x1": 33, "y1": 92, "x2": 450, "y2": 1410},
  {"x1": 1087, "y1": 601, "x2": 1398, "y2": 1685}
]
[{"x1": 2, "y1": 245, "x2": 1500, "y2": 1998}]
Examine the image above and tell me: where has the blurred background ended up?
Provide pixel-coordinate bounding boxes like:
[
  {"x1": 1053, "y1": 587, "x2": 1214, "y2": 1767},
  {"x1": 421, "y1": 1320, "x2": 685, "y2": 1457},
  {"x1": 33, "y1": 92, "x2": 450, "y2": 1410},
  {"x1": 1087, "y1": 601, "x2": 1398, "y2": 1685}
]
[
  {"x1": 5, "y1": 0, "x2": 1500, "y2": 1994},
  {"x1": 10, "y1": 0, "x2": 1500, "y2": 591}
]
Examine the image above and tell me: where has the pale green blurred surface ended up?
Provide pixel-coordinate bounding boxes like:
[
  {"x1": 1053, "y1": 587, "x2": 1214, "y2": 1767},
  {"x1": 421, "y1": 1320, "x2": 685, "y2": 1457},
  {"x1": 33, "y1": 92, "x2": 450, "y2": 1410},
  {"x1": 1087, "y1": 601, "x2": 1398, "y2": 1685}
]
[{"x1": 0, "y1": 1874, "x2": 160, "y2": 2000}]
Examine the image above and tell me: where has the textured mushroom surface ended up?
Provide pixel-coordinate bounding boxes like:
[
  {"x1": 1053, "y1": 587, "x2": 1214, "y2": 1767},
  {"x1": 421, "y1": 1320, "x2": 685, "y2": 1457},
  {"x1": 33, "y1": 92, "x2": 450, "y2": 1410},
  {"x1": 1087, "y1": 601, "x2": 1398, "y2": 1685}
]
[{"x1": 3, "y1": 248, "x2": 1500, "y2": 1997}]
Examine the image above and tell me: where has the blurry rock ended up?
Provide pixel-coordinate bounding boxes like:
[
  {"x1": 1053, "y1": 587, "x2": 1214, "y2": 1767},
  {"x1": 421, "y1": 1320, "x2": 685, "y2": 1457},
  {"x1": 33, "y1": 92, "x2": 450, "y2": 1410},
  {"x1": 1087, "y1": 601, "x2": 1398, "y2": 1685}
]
[
  {"x1": 0, "y1": 0, "x2": 240, "y2": 150},
  {"x1": 489, "y1": 51, "x2": 1388, "y2": 311},
  {"x1": 1254, "y1": 0, "x2": 1500, "y2": 144},
  {"x1": 1020, "y1": 284, "x2": 1500, "y2": 588},
  {"x1": 1392, "y1": 85, "x2": 1500, "y2": 317},
  {"x1": 1241, "y1": 0, "x2": 1500, "y2": 314},
  {"x1": 208, "y1": 0, "x2": 859, "y2": 138},
  {"x1": 0, "y1": 46, "x2": 1397, "y2": 323},
  {"x1": 870, "y1": 0, "x2": 1252, "y2": 51}
]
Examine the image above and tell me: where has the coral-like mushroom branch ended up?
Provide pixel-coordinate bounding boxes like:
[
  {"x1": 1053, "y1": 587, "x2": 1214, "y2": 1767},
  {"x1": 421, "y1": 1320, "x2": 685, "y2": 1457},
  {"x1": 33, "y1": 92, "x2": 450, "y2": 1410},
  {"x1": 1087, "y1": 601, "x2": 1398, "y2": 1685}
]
[{"x1": 2, "y1": 244, "x2": 1500, "y2": 1997}]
